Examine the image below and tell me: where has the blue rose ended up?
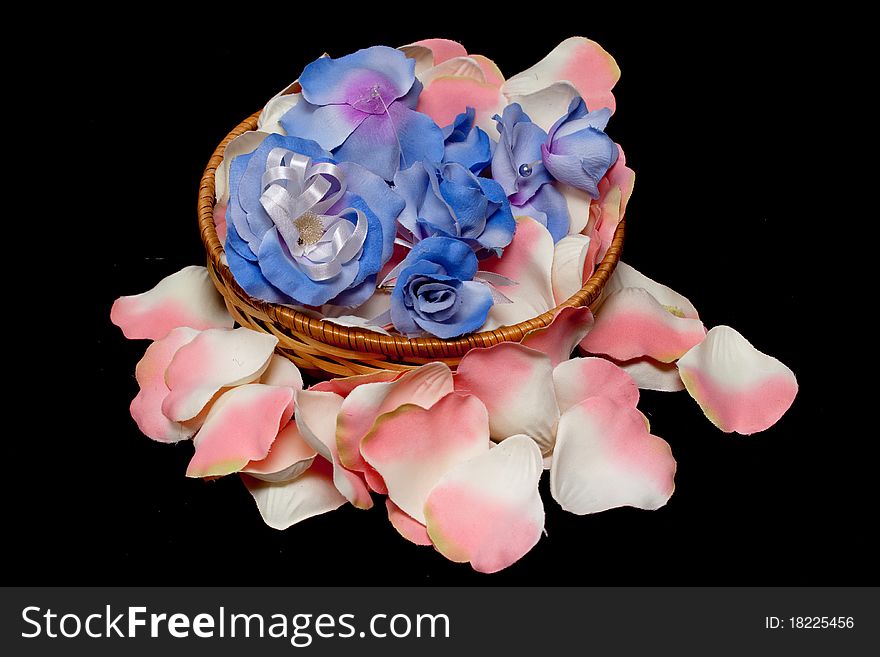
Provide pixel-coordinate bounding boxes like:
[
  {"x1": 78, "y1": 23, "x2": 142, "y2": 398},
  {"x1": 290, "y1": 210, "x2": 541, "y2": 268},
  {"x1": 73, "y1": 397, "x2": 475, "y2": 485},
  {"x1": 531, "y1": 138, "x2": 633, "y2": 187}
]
[
  {"x1": 393, "y1": 161, "x2": 515, "y2": 256},
  {"x1": 442, "y1": 107, "x2": 492, "y2": 174},
  {"x1": 541, "y1": 97, "x2": 618, "y2": 198},
  {"x1": 491, "y1": 103, "x2": 571, "y2": 243},
  {"x1": 390, "y1": 237, "x2": 493, "y2": 338},
  {"x1": 224, "y1": 133, "x2": 404, "y2": 308}
]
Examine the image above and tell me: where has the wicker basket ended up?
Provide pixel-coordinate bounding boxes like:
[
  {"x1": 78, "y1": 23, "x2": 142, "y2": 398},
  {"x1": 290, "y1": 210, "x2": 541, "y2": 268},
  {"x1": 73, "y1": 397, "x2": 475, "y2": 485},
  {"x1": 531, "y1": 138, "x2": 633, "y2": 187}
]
[{"x1": 198, "y1": 111, "x2": 625, "y2": 377}]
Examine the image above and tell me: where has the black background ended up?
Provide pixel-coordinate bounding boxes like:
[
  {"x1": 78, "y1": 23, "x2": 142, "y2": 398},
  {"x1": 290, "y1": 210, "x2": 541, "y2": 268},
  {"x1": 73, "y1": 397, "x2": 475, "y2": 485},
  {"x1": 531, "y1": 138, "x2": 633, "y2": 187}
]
[{"x1": 15, "y1": 13, "x2": 868, "y2": 585}]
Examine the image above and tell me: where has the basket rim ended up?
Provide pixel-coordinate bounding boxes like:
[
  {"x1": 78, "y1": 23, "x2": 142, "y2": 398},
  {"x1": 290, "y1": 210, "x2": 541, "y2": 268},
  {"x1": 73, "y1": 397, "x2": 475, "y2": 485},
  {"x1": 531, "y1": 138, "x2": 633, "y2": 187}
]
[{"x1": 198, "y1": 111, "x2": 625, "y2": 359}]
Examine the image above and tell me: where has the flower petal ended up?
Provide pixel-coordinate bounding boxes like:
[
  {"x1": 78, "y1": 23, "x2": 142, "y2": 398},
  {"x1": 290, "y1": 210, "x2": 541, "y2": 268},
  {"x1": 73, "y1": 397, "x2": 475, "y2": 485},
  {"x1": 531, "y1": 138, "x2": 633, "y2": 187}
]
[
  {"x1": 295, "y1": 389, "x2": 373, "y2": 509},
  {"x1": 418, "y1": 56, "x2": 486, "y2": 87},
  {"x1": 111, "y1": 266, "x2": 233, "y2": 341},
  {"x1": 215, "y1": 131, "x2": 271, "y2": 205},
  {"x1": 417, "y1": 77, "x2": 504, "y2": 137},
  {"x1": 163, "y1": 327, "x2": 278, "y2": 422},
  {"x1": 580, "y1": 288, "x2": 706, "y2": 363},
  {"x1": 279, "y1": 101, "x2": 368, "y2": 152},
  {"x1": 504, "y1": 81, "x2": 581, "y2": 132},
  {"x1": 386, "y1": 498, "x2": 432, "y2": 546},
  {"x1": 551, "y1": 234, "x2": 597, "y2": 305},
  {"x1": 186, "y1": 384, "x2": 295, "y2": 478},
  {"x1": 402, "y1": 39, "x2": 468, "y2": 72},
  {"x1": 479, "y1": 217, "x2": 556, "y2": 330},
  {"x1": 241, "y1": 422, "x2": 316, "y2": 482},
  {"x1": 454, "y1": 343, "x2": 558, "y2": 454},
  {"x1": 677, "y1": 326, "x2": 798, "y2": 434},
  {"x1": 550, "y1": 396, "x2": 676, "y2": 514},
  {"x1": 336, "y1": 362, "x2": 454, "y2": 472},
  {"x1": 257, "y1": 92, "x2": 301, "y2": 135},
  {"x1": 559, "y1": 183, "x2": 591, "y2": 234},
  {"x1": 361, "y1": 393, "x2": 489, "y2": 524},
  {"x1": 503, "y1": 37, "x2": 620, "y2": 114},
  {"x1": 425, "y1": 434, "x2": 544, "y2": 573},
  {"x1": 259, "y1": 354, "x2": 304, "y2": 391},
  {"x1": 520, "y1": 306, "x2": 595, "y2": 367},
  {"x1": 241, "y1": 458, "x2": 346, "y2": 531},
  {"x1": 613, "y1": 356, "x2": 685, "y2": 392},
  {"x1": 310, "y1": 370, "x2": 401, "y2": 396},
  {"x1": 130, "y1": 326, "x2": 200, "y2": 443},
  {"x1": 552, "y1": 357, "x2": 640, "y2": 414},
  {"x1": 601, "y1": 262, "x2": 699, "y2": 319}
]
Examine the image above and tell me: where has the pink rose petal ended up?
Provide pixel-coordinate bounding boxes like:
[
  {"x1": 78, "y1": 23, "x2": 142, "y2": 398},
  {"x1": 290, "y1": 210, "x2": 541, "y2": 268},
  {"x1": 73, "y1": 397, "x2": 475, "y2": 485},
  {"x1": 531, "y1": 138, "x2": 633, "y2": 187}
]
[
  {"x1": 386, "y1": 499, "x2": 432, "y2": 547},
  {"x1": 110, "y1": 266, "x2": 233, "y2": 340},
  {"x1": 259, "y1": 354, "x2": 304, "y2": 391},
  {"x1": 613, "y1": 356, "x2": 685, "y2": 392},
  {"x1": 242, "y1": 422, "x2": 316, "y2": 483},
  {"x1": 310, "y1": 370, "x2": 401, "y2": 396},
  {"x1": 417, "y1": 77, "x2": 505, "y2": 136},
  {"x1": 552, "y1": 357, "x2": 640, "y2": 414},
  {"x1": 521, "y1": 306, "x2": 595, "y2": 367},
  {"x1": 600, "y1": 261, "x2": 699, "y2": 319},
  {"x1": 677, "y1": 326, "x2": 798, "y2": 434}
]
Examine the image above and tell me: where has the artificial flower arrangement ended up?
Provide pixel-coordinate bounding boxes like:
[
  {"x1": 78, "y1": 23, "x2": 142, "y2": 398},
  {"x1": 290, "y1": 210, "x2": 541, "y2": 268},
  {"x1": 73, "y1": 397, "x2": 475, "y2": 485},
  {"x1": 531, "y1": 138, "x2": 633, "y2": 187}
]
[{"x1": 110, "y1": 38, "x2": 798, "y2": 573}]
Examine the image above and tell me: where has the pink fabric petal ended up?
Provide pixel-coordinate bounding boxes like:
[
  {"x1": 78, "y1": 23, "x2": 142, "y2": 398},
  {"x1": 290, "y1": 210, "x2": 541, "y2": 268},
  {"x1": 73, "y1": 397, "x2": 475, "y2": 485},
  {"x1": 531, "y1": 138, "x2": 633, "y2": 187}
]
[
  {"x1": 600, "y1": 262, "x2": 699, "y2": 319},
  {"x1": 111, "y1": 266, "x2": 234, "y2": 340},
  {"x1": 503, "y1": 37, "x2": 620, "y2": 114},
  {"x1": 259, "y1": 354, "x2": 304, "y2": 391},
  {"x1": 386, "y1": 499, "x2": 432, "y2": 546},
  {"x1": 214, "y1": 203, "x2": 228, "y2": 244},
  {"x1": 520, "y1": 306, "x2": 595, "y2": 367},
  {"x1": 552, "y1": 357, "x2": 640, "y2": 414},
  {"x1": 559, "y1": 183, "x2": 591, "y2": 234},
  {"x1": 242, "y1": 422, "x2": 316, "y2": 482},
  {"x1": 505, "y1": 81, "x2": 581, "y2": 132},
  {"x1": 416, "y1": 77, "x2": 505, "y2": 137},
  {"x1": 425, "y1": 434, "x2": 544, "y2": 573},
  {"x1": 454, "y1": 343, "x2": 558, "y2": 454},
  {"x1": 479, "y1": 217, "x2": 556, "y2": 330},
  {"x1": 471, "y1": 55, "x2": 504, "y2": 87},
  {"x1": 613, "y1": 356, "x2": 685, "y2": 392},
  {"x1": 186, "y1": 384, "x2": 295, "y2": 478},
  {"x1": 588, "y1": 148, "x2": 635, "y2": 261},
  {"x1": 295, "y1": 389, "x2": 373, "y2": 510},
  {"x1": 130, "y1": 327, "x2": 199, "y2": 443},
  {"x1": 336, "y1": 362, "x2": 454, "y2": 472},
  {"x1": 241, "y1": 458, "x2": 346, "y2": 531},
  {"x1": 310, "y1": 370, "x2": 401, "y2": 396},
  {"x1": 163, "y1": 327, "x2": 278, "y2": 422},
  {"x1": 361, "y1": 393, "x2": 489, "y2": 524},
  {"x1": 403, "y1": 38, "x2": 468, "y2": 69},
  {"x1": 580, "y1": 288, "x2": 706, "y2": 363},
  {"x1": 551, "y1": 234, "x2": 599, "y2": 305},
  {"x1": 418, "y1": 56, "x2": 486, "y2": 87},
  {"x1": 677, "y1": 326, "x2": 798, "y2": 434},
  {"x1": 550, "y1": 396, "x2": 676, "y2": 514}
]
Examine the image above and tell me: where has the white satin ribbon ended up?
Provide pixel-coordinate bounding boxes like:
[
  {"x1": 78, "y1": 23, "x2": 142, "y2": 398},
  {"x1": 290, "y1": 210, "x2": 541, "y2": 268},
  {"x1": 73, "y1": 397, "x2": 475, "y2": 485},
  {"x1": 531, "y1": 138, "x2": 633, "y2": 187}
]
[{"x1": 259, "y1": 149, "x2": 368, "y2": 282}]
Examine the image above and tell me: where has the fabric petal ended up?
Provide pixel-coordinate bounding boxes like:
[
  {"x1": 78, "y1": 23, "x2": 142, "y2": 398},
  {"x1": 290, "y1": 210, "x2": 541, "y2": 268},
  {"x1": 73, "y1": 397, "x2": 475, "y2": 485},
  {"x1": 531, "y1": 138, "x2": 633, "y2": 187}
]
[
  {"x1": 580, "y1": 288, "x2": 706, "y2": 363},
  {"x1": 550, "y1": 396, "x2": 676, "y2": 514},
  {"x1": 257, "y1": 92, "x2": 301, "y2": 135},
  {"x1": 186, "y1": 384, "x2": 295, "y2": 478},
  {"x1": 520, "y1": 306, "x2": 595, "y2": 367},
  {"x1": 479, "y1": 217, "x2": 555, "y2": 330},
  {"x1": 610, "y1": 356, "x2": 686, "y2": 392},
  {"x1": 505, "y1": 81, "x2": 581, "y2": 132},
  {"x1": 130, "y1": 327, "x2": 200, "y2": 443},
  {"x1": 310, "y1": 370, "x2": 401, "y2": 396},
  {"x1": 298, "y1": 46, "x2": 416, "y2": 106},
  {"x1": 111, "y1": 266, "x2": 233, "y2": 340},
  {"x1": 418, "y1": 56, "x2": 486, "y2": 87},
  {"x1": 515, "y1": 183, "x2": 571, "y2": 244},
  {"x1": 425, "y1": 434, "x2": 544, "y2": 573},
  {"x1": 552, "y1": 357, "x2": 640, "y2": 414},
  {"x1": 417, "y1": 76, "x2": 505, "y2": 137},
  {"x1": 279, "y1": 100, "x2": 368, "y2": 151},
  {"x1": 215, "y1": 131, "x2": 271, "y2": 205},
  {"x1": 386, "y1": 499, "x2": 432, "y2": 546},
  {"x1": 259, "y1": 354, "x2": 303, "y2": 391},
  {"x1": 163, "y1": 327, "x2": 278, "y2": 422},
  {"x1": 454, "y1": 343, "x2": 558, "y2": 454},
  {"x1": 559, "y1": 183, "x2": 592, "y2": 235},
  {"x1": 361, "y1": 393, "x2": 489, "y2": 524},
  {"x1": 600, "y1": 262, "x2": 699, "y2": 319},
  {"x1": 241, "y1": 422, "x2": 317, "y2": 482},
  {"x1": 551, "y1": 234, "x2": 596, "y2": 305},
  {"x1": 241, "y1": 458, "x2": 346, "y2": 531},
  {"x1": 402, "y1": 39, "x2": 468, "y2": 72},
  {"x1": 677, "y1": 326, "x2": 798, "y2": 434},
  {"x1": 503, "y1": 37, "x2": 620, "y2": 115}
]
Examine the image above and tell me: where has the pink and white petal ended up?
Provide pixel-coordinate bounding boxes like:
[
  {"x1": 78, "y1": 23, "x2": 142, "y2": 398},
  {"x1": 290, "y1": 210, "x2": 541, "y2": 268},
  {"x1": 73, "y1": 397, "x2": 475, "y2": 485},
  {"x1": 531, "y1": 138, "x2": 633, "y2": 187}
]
[
  {"x1": 257, "y1": 93, "x2": 301, "y2": 135},
  {"x1": 601, "y1": 262, "x2": 699, "y2": 319},
  {"x1": 416, "y1": 77, "x2": 505, "y2": 137},
  {"x1": 295, "y1": 389, "x2": 373, "y2": 509},
  {"x1": 364, "y1": 467, "x2": 388, "y2": 495},
  {"x1": 503, "y1": 37, "x2": 620, "y2": 114},
  {"x1": 551, "y1": 234, "x2": 596, "y2": 305},
  {"x1": 677, "y1": 326, "x2": 798, "y2": 435},
  {"x1": 550, "y1": 397, "x2": 676, "y2": 514},
  {"x1": 336, "y1": 362, "x2": 454, "y2": 472},
  {"x1": 552, "y1": 357, "x2": 640, "y2": 414},
  {"x1": 163, "y1": 327, "x2": 278, "y2": 422},
  {"x1": 214, "y1": 130, "x2": 272, "y2": 204},
  {"x1": 130, "y1": 326, "x2": 200, "y2": 443},
  {"x1": 361, "y1": 393, "x2": 490, "y2": 524},
  {"x1": 455, "y1": 343, "x2": 559, "y2": 454},
  {"x1": 214, "y1": 203, "x2": 228, "y2": 244},
  {"x1": 591, "y1": 152, "x2": 636, "y2": 261},
  {"x1": 186, "y1": 384, "x2": 295, "y2": 478},
  {"x1": 418, "y1": 56, "x2": 486, "y2": 87},
  {"x1": 425, "y1": 434, "x2": 544, "y2": 574},
  {"x1": 613, "y1": 356, "x2": 685, "y2": 392},
  {"x1": 401, "y1": 38, "x2": 468, "y2": 74},
  {"x1": 241, "y1": 458, "x2": 346, "y2": 531},
  {"x1": 580, "y1": 288, "x2": 706, "y2": 363},
  {"x1": 386, "y1": 499, "x2": 432, "y2": 547},
  {"x1": 259, "y1": 354, "x2": 304, "y2": 391},
  {"x1": 242, "y1": 422, "x2": 316, "y2": 482},
  {"x1": 505, "y1": 81, "x2": 581, "y2": 132},
  {"x1": 310, "y1": 370, "x2": 401, "y2": 397},
  {"x1": 559, "y1": 183, "x2": 591, "y2": 235},
  {"x1": 521, "y1": 306, "x2": 595, "y2": 367},
  {"x1": 471, "y1": 54, "x2": 505, "y2": 87},
  {"x1": 110, "y1": 266, "x2": 234, "y2": 341},
  {"x1": 479, "y1": 217, "x2": 556, "y2": 330}
]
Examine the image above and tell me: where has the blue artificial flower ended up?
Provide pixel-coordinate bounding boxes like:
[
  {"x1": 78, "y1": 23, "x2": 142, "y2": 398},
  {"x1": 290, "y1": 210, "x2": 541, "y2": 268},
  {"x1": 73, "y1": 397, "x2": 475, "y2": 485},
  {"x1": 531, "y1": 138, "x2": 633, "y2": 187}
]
[
  {"x1": 491, "y1": 103, "x2": 570, "y2": 243},
  {"x1": 441, "y1": 107, "x2": 492, "y2": 174},
  {"x1": 393, "y1": 161, "x2": 515, "y2": 256},
  {"x1": 390, "y1": 237, "x2": 493, "y2": 338},
  {"x1": 225, "y1": 132, "x2": 404, "y2": 308},
  {"x1": 541, "y1": 97, "x2": 618, "y2": 198},
  {"x1": 279, "y1": 46, "x2": 444, "y2": 182}
]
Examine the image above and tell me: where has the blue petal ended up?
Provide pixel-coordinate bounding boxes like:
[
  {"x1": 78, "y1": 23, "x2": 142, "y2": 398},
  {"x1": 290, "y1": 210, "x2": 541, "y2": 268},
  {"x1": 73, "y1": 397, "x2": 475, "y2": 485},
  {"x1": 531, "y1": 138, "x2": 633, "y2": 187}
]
[
  {"x1": 491, "y1": 103, "x2": 551, "y2": 202},
  {"x1": 327, "y1": 192, "x2": 385, "y2": 287},
  {"x1": 477, "y1": 204, "x2": 516, "y2": 253},
  {"x1": 438, "y1": 164, "x2": 489, "y2": 238},
  {"x1": 326, "y1": 276, "x2": 377, "y2": 308},
  {"x1": 225, "y1": 202, "x2": 257, "y2": 262},
  {"x1": 442, "y1": 108, "x2": 492, "y2": 174},
  {"x1": 392, "y1": 162, "x2": 433, "y2": 236},
  {"x1": 542, "y1": 128, "x2": 619, "y2": 197},
  {"x1": 547, "y1": 96, "x2": 612, "y2": 141},
  {"x1": 338, "y1": 161, "x2": 404, "y2": 263},
  {"x1": 391, "y1": 259, "x2": 443, "y2": 336},
  {"x1": 390, "y1": 102, "x2": 444, "y2": 174},
  {"x1": 403, "y1": 236, "x2": 479, "y2": 280},
  {"x1": 280, "y1": 100, "x2": 367, "y2": 151},
  {"x1": 298, "y1": 46, "x2": 416, "y2": 107},
  {"x1": 516, "y1": 184, "x2": 571, "y2": 244},
  {"x1": 225, "y1": 227, "x2": 293, "y2": 304},
  {"x1": 413, "y1": 280, "x2": 493, "y2": 338}
]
